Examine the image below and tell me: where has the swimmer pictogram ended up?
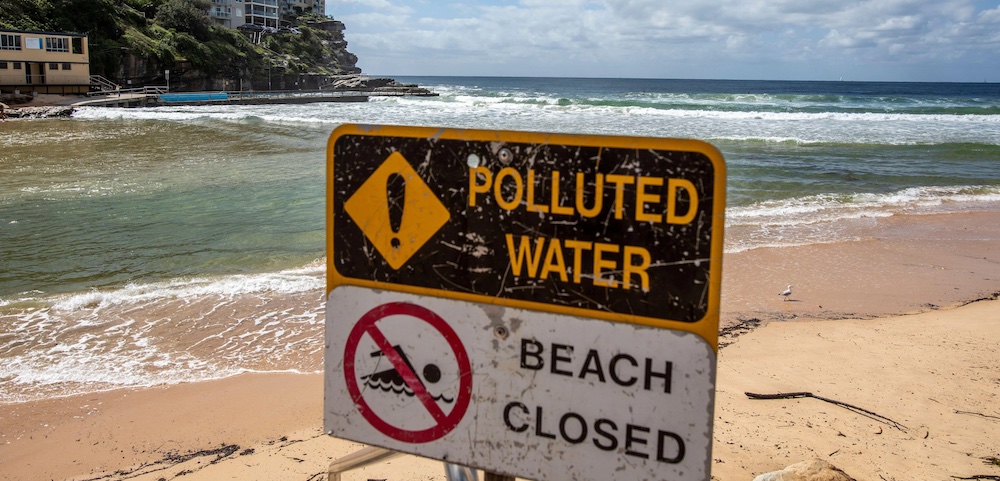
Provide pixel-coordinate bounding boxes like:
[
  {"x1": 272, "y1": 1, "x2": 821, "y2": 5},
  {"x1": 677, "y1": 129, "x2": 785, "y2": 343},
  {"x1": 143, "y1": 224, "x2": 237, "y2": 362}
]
[
  {"x1": 361, "y1": 346, "x2": 453, "y2": 404},
  {"x1": 343, "y1": 302, "x2": 472, "y2": 443}
]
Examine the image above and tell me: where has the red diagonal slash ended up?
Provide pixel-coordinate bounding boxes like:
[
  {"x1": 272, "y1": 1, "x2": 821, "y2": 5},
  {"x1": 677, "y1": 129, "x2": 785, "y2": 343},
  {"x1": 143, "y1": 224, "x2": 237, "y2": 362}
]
[
  {"x1": 343, "y1": 301, "x2": 472, "y2": 443},
  {"x1": 364, "y1": 323, "x2": 448, "y2": 423}
]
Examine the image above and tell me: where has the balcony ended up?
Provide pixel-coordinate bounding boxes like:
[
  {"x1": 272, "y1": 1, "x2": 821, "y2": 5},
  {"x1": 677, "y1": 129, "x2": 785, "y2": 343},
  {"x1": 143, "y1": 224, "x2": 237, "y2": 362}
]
[{"x1": 247, "y1": 7, "x2": 278, "y2": 16}]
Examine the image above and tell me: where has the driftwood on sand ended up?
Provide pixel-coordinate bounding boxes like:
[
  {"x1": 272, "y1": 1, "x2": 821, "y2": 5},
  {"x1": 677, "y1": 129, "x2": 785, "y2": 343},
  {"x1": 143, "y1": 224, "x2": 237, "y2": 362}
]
[{"x1": 746, "y1": 391, "x2": 908, "y2": 431}]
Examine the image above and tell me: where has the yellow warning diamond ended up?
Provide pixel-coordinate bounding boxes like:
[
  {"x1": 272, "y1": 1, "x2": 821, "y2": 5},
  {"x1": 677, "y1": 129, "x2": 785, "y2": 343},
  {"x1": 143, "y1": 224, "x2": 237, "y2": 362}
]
[{"x1": 344, "y1": 152, "x2": 451, "y2": 270}]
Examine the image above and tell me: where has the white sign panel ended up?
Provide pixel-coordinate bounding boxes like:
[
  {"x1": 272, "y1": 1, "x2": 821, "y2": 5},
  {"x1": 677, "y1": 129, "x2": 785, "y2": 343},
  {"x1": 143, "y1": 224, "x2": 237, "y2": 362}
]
[{"x1": 325, "y1": 285, "x2": 716, "y2": 481}]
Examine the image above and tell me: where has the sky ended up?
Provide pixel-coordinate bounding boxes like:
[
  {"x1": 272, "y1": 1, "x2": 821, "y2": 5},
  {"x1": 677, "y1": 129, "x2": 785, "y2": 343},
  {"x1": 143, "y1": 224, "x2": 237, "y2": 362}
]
[{"x1": 324, "y1": 0, "x2": 1000, "y2": 82}]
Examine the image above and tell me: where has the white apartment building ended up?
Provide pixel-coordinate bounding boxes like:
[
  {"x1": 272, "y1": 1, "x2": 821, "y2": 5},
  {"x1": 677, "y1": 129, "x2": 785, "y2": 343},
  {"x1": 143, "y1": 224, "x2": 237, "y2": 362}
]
[
  {"x1": 208, "y1": 0, "x2": 238, "y2": 27},
  {"x1": 209, "y1": 0, "x2": 325, "y2": 28}
]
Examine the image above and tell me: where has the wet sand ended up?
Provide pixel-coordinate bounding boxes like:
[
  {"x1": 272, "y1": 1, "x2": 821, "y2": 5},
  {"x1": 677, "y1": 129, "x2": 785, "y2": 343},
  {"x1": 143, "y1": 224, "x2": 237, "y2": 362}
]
[{"x1": 1, "y1": 211, "x2": 999, "y2": 480}]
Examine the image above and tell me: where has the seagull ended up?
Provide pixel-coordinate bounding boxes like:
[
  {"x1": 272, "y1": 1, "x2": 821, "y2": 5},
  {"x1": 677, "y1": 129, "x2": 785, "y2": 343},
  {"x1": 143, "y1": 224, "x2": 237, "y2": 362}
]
[{"x1": 779, "y1": 285, "x2": 793, "y2": 301}]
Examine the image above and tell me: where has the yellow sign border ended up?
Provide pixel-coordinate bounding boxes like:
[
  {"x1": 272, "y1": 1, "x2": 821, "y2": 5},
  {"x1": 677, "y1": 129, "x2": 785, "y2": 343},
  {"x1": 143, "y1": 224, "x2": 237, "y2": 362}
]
[{"x1": 327, "y1": 124, "x2": 726, "y2": 351}]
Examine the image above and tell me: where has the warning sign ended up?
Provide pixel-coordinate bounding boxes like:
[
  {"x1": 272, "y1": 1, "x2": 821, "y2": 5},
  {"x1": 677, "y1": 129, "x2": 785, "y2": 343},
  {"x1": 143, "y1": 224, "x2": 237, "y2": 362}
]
[
  {"x1": 325, "y1": 286, "x2": 716, "y2": 481},
  {"x1": 327, "y1": 124, "x2": 726, "y2": 342},
  {"x1": 325, "y1": 125, "x2": 724, "y2": 481},
  {"x1": 342, "y1": 301, "x2": 472, "y2": 443},
  {"x1": 343, "y1": 152, "x2": 451, "y2": 270}
]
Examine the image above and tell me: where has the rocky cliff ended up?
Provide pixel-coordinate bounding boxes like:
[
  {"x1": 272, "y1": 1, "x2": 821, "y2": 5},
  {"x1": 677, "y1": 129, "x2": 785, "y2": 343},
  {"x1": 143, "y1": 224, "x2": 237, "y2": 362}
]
[{"x1": 116, "y1": 14, "x2": 367, "y2": 93}]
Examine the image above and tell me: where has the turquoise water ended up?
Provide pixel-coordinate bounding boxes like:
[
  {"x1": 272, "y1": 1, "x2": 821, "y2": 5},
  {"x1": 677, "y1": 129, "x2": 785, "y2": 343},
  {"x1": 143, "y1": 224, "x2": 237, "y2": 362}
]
[
  {"x1": 1, "y1": 119, "x2": 327, "y2": 297},
  {"x1": 1, "y1": 77, "x2": 998, "y2": 401},
  {"x1": 4, "y1": 78, "x2": 999, "y2": 298}
]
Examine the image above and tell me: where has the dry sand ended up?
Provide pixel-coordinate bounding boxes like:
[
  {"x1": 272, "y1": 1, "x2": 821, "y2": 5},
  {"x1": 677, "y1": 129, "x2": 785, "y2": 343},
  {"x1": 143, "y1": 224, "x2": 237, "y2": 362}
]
[
  {"x1": 1, "y1": 211, "x2": 998, "y2": 481},
  {"x1": 13, "y1": 94, "x2": 84, "y2": 107}
]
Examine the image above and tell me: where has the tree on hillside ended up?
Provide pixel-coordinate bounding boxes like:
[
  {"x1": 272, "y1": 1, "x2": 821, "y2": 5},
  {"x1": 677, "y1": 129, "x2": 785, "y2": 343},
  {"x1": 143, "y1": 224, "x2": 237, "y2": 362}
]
[
  {"x1": 49, "y1": 0, "x2": 123, "y2": 39},
  {"x1": 125, "y1": 0, "x2": 169, "y2": 21},
  {"x1": 1, "y1": 0, "x2": 51, "y2": 31},
  {"x1": 154, "y1": 0, "x2": 212, "y2": 41}
]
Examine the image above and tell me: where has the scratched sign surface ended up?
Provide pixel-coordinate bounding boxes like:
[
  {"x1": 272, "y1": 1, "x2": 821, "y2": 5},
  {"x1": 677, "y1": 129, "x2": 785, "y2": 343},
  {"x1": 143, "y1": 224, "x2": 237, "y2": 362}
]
[
  {"x1": 326, "y1": 125, "x2": 725, "y2": 481},
  {"x1": 327, "y1": 125, "x2": 725, "y2": 331},
  {"x1": 324, "y1": 286, "x2": 716, "y2": 481}
]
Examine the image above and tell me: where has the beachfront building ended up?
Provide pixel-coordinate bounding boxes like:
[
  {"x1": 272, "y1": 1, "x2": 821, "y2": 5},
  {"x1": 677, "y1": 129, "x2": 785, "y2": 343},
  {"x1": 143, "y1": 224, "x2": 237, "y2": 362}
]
[
  {"x1": 208, "y1": 0, "x2": 279, "y2": 29},
  {"x1": 209, "y1": 0, "x2": 238, "y2": 27},
  {"x1": 0, "y1": 29, "x2": 91, "y2": 95},
  {"x1": 244, "y1": 0, "x2": 280, "y2": 28},
  {"x1": 281, "y1": 0, "x2": 324, "y2": 17},
  {"x1": 209, "y1": 0, "x2": 323, "y2": 29}
]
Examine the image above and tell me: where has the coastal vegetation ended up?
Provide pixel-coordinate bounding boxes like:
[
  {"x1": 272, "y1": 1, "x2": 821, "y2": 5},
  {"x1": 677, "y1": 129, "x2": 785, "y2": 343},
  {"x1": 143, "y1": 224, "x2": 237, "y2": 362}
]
[{"x1": 1, "y1": 0, "x2": 360, "y2": 91}]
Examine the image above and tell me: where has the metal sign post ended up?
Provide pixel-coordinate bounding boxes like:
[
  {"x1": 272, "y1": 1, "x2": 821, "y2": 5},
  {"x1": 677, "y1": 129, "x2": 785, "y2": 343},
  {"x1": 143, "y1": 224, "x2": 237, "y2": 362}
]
[{"x1": 325, "y1": 125, "x2": 725, "y2": 481}]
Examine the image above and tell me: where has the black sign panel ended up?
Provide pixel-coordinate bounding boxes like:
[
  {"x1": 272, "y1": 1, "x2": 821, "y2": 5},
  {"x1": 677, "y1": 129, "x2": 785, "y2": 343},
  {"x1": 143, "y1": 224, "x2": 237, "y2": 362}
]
[{"x1": 329, "y1": 126, "x2": 721, "y2": 324}]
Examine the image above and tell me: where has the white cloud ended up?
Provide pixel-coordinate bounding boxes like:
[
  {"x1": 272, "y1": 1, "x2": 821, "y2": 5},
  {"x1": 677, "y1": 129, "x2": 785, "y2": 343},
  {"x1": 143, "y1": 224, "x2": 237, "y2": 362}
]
[
  {"x1": 327, "y1": 0, "x2": 1000, "y2": 81},
  {"x1": 980, "y1": 5, "x2": 1000, "y2": 22}
]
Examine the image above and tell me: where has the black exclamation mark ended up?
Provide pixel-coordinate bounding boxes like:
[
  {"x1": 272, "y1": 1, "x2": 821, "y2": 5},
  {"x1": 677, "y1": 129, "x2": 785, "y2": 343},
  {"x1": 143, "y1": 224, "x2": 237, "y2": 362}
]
[{"x1": 386, "y1": 172, "x2": 405, "y2": 249}]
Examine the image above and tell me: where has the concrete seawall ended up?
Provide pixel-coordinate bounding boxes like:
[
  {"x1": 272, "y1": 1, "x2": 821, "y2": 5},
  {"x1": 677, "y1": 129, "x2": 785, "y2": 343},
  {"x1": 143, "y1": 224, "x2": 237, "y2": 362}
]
[
  {"x1": 75, "y1": 89, "x2": 438, "y2": 108},
  {"x1": 3, "y1": 87, "x2": 438, "y2": 114}
]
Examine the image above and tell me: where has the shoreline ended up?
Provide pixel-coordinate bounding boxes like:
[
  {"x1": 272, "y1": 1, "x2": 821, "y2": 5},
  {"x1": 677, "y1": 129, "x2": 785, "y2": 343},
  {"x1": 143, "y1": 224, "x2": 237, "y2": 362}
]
[
  {"x1": 2, "y1": 211, "x2": 997, "y2": 403},
  {"x1": 3, "y1": 297, "x2": 997, "y2": 481},
  {"x1": 2, "y1": 206, "x2": 999, "y2": 480}
]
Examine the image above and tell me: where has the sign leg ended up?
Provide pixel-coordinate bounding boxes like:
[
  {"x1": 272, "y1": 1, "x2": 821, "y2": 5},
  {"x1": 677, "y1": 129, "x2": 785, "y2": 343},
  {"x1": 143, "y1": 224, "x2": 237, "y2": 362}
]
[
  {"x1": 484, "y1": 472, "x2": 515, "y2": 481},
  {"x1": 445, "y1": 463, "x2": 479, "y2": 481}
]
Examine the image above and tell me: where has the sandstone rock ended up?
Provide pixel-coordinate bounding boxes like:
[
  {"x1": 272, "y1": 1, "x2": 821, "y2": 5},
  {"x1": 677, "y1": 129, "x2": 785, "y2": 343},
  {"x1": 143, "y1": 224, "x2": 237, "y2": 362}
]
[
  {"x1": 326, "y1": 75, "x2": 435, "y2": 96},
  {"x1": 8, "y1": 106, "x2": 76, "y2": 119},
  {"x1": 752, "y1": 459, "x2": 857, "y2": 481},
  {"x1": 1, "y1": 93, "x2": 34, "y2": 105}
]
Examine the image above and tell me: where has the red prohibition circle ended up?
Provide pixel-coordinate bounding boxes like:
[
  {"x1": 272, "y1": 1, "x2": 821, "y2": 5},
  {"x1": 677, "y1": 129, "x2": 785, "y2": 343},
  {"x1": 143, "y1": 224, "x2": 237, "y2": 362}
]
[{"x1": 343, "y1": 302, "x2": 473, "y2": 443}]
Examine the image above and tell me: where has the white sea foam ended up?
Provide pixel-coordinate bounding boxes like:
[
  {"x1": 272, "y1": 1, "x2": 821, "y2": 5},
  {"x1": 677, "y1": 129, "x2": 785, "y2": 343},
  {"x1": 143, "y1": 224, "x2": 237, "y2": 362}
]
[
  {"x1": 70, "y1": 94, "x2": 1000, "y2": 147},
  {"x1": 0, "y1": 263, "x2": 327, "y2": 403},
  {"x1": 51, "y1": 265, "x2": 323, "y2": 312},
  {"x1": 724, "y1": 185, "x2": 1000, "y2": 252},
  {"x1": 730, "y1": 185, "x2": 1000, "y2": 225}
]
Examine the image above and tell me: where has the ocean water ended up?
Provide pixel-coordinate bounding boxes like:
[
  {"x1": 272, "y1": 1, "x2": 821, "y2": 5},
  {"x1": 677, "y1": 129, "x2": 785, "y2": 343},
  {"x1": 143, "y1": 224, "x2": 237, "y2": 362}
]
[{"x1": 1, "y1": 77, "x2": 999, "y2": 402}]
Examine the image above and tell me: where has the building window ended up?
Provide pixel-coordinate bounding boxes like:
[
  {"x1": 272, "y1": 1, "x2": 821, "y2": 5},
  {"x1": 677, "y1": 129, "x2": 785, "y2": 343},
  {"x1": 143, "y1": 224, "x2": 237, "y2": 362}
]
[
  {"x1": 72, "y1": 38, "x2": 84, "y2": 54},
  {"x1": 45, "y1": 37, "x2": 70, "y2": 52},
  {"x1": 0, "y1": 34, "x2": 21, "y2": 50},
  {"x1": 13, "y1": 62, "x2": 22, "y2": 69},
  {"x1": 49, "y1": 62, "x2": 60, "y2": 70},
  {"x1": 62, "y1": 63, "x2": 72, "y2": 70},
  {"x1": 0, "y1": 62, "x2": 7, "y2": 69}
]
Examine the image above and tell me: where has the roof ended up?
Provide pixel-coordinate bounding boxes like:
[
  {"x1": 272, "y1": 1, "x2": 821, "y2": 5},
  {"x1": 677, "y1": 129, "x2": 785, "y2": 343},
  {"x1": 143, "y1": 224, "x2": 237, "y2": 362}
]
[{"x1": 0, "y1": 29, "x2": 88, "y2": 38}]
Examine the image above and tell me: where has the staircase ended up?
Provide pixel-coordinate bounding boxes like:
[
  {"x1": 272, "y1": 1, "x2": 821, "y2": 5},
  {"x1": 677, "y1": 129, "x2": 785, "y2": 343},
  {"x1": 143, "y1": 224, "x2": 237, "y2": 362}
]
[{"x1": 90, "y1": 75, "x2": 119, "y2": 92}]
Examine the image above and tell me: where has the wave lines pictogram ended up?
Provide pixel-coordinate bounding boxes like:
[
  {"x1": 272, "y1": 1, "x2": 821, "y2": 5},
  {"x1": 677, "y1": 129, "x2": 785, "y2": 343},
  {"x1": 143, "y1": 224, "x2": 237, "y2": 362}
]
[
  {"x1": 360, "y1": 377, "x2": 454, "y2": 403},
  {"x1": 361, "y1": 345, "x2": 454, "y2": 404}
]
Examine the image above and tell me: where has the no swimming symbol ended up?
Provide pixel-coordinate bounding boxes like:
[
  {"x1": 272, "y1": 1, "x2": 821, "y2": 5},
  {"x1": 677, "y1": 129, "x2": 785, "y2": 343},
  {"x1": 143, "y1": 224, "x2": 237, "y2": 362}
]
[{"x1": 343, "y1": 302, "x2": 472, "y2": 443}]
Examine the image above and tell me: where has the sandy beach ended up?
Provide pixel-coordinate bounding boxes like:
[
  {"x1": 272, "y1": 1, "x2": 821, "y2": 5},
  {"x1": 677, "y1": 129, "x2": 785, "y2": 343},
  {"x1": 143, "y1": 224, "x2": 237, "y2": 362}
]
[
  {"x1": 1, "y1": 94, "x2": 81, "y2": 107},
  {"x1": 2, "y1": 209, "x2": 998, "y2": 481}
]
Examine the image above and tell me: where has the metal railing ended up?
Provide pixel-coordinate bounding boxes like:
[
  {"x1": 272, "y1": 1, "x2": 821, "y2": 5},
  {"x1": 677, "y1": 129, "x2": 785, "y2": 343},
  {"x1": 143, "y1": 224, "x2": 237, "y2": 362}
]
[
  {"x1": 85, "y1": 85, "x2": 168, "y2": 97},
  {"x1": 223, "y1": 89, "x2": 366, "y2": 100},
  {"x1": 90, "y1": 75, "x2": 119, "y2": 92}
]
